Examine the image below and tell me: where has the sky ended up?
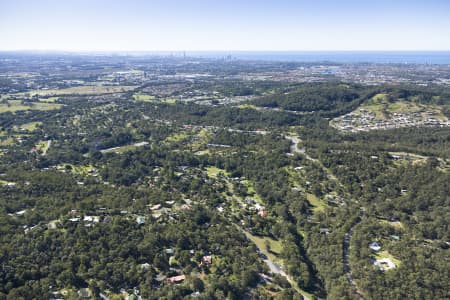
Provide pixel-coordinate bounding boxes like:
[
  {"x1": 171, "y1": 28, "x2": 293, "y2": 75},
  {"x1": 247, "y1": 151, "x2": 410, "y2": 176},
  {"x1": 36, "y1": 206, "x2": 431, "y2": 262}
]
[{"x1": 0, "y1": 0, "x2": 450, "y2": 52}]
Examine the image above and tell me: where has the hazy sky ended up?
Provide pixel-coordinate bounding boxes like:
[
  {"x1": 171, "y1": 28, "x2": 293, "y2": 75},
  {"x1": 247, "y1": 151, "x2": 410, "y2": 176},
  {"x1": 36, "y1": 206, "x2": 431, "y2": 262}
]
[{"x1": 1, "y1": 0, "x2": 450, "y2": 51}]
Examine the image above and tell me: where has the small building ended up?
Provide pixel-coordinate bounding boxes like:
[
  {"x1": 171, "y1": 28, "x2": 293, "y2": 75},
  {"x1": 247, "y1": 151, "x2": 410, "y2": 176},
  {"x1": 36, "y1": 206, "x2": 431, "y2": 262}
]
[
  {"x1": 83, "y1": 216, "x2": 100, "y2": 223},
  {"x1": 390, "y1": 235, "x2": 400, "y2": 241},
  {"x1": 136, "y1": 216, "x2": 145, "y2": 224},
  {"x1": 166, "y1": 274, "x2": 186, "y2": 284},
  {"x1": 165, "y1": 248, "x2": 175, "y2": 255},
  {"x1": 369, "y1": 242, "x2": 381, "y2": 251},
  {"x1": 77, "y1": 288, "x2": 92, "y2": 298},
  {"x1": 374, "y1": 258, "x2": 396, "y2": 271},
  {"x1": 258, "y1": 210, "x2": 268, "y2": 217},
  {"x1": 319, "y1": 228, "x2": 331, "y2": 235},
  {"x1": 200, "y1": 255, "x2": 212, "y2": 267},
  {"x1": 150, "y1": 204, "x2": 162, "y2": 211}
]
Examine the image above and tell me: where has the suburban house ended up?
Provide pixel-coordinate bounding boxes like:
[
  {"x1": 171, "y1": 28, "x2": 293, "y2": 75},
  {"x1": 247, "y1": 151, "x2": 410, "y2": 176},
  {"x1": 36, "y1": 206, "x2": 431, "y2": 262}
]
[
  {"x1": 369, "y1": 242, "x2": 381, "y2": 251},
  {"x1": 166, "y1": 275, "x2": 186, "y2": 284}
]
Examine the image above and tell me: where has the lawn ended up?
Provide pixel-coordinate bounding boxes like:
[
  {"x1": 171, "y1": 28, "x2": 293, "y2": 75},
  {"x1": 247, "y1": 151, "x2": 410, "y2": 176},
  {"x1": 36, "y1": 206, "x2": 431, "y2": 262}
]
[
  {"x1": 132, "y1": 92, "x2": 155, "y2": 102},
  {"x1": 161, "y1": 98, "x2": 177, "y2": 104},
  {"x1": 380, "y1": 219, "x2": 405, "y2": 229},
  {"x1": 238, "y1": 104, "x2": 257, "y2": 109},
  {"x1": 244, "y1": 231, "x2": 283, "y2": 263},
  {"x1": 40, "y1": 96, "x2": 60, "y2": 102},
  {"x1": 0, "y1": 137, "x2": 17, "y2": 146},
  {"x1": 206, "y1": 166, "x2": 230, "y2": 178},
  {"x1": 243, "y1": 230, "x2": 313, "y2": 299},
  {"x1": 15, "y1": 122, "x2": 42, "y2": 132},
  {"x1": 0, "y1": 100, "x2": 62, "y2": 113},
  {"x1": 306, "y1": 193, "x2": 328, "y2": 213},
  {"x1": 56, "y1": 164, "x2": 96, "y2": 176},
  {"x1": 36, "y1": 140, "x2": 51, "y2": 155},
  {"x1": 165, "y1": 132, "x2": 189, "y2": 143},
  {"x1": 374, "y1": 250, "x2": 401, "y2": 267},
  {"x1": 16, "y1": 85, "x2": 137, "y2": 97},
  {"x1": 241, "y1": 179, "x2": 263, "y2": 203}
]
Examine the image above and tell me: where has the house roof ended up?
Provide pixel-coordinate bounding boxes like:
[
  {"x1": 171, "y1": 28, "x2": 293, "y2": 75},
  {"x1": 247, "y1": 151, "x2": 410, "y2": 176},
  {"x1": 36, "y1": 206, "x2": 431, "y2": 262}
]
[{"x1": 166, "y1": 274, "x2": 185, "y2": 283}]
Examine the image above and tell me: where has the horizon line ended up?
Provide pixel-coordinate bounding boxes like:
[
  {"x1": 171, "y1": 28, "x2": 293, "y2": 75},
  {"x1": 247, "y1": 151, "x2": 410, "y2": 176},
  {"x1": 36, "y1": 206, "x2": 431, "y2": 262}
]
[{"x1": 1, "y1": 49, "x2": 450, "y2": 54}]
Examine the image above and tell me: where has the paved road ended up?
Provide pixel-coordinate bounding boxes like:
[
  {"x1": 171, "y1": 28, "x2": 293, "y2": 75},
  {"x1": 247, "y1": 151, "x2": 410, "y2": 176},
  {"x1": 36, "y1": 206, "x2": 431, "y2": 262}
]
[
  {"x1": 286, "y1": 135, "x2": 339, "y2": 184},
  {"x1": 343, "y1": 223, "x2": 364, "y2": 299},
  {"x1": 287, "y1": 134, "x2": 364, "y2": 299}
]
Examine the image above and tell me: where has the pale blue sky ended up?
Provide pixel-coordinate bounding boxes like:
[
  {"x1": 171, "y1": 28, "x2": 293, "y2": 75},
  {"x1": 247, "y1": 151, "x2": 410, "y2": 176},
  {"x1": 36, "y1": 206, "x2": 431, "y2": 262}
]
[{"x1": 1, "y1": 0, "x2": 449, "y2": 51}]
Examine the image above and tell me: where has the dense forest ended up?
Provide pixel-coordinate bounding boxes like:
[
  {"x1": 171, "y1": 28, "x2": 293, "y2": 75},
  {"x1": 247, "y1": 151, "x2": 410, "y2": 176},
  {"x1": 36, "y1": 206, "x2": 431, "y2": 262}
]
[{"x1": 0, "y1": 57, "x2": 449, "y2": 300}]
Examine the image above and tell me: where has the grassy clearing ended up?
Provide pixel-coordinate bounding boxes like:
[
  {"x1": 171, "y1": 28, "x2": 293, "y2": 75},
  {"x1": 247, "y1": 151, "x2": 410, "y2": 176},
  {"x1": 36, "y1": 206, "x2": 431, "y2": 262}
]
[
  {"x1": 15, "y1": 122, "x2": 42, "y2": 132},
  {"x1": 36, "y1": 140, "x2": 51, "y2": 155},
  {"x1": 0, "y1": 137, "x2": 16, "y2": 146},
  {"x1": 189, "y1": 129, "x2": 211, "y2": 150},
  {"x1": 132, "y1": 92, "x2": 155, "y2": 102},
  {"x1": 244, "y1": 231, "x2": 283, "y2": 262},
  {"x1": 374, "y1": 250, "x2": 401, "y2": 267},
  {"x1": 306, "y1": 193, "x2": 327, "y2": 213},
  {"x1": 380, "y1": 219, "x2": 405, "y2": 229},
  {"x1": 241, "y1": 179, "x2": 263, "y2": 203},
  {"x1": 57, "y1": 164, "x2": 96, "y2": 176},
  {"x1": 161, "y1": 98, "x2": 177, "y2": 104},
  {"x1": 165, "y1": 132, "x2": 189, "y2": 143},
  {"x1": 15, "y1": 85, "x2": 137, "y2": 97},
  {"x1": 206, "y1": 166, "x2": 230, "y2": 178},
  {"x1": 244, "y1": 230, "x2": 313, "y2": 299},
  {"x1": 40, "y1": 96, "x2": 59, "y2": 102},
  {"x1": 194, "y1": 149, "x2": 210, "y2": 155},
  {"x1": 238, "y1": 104, "x2": 257, "y2": 109},
  {"x1": 0, "y1": 100, "x2": 61, "y2": 113}
]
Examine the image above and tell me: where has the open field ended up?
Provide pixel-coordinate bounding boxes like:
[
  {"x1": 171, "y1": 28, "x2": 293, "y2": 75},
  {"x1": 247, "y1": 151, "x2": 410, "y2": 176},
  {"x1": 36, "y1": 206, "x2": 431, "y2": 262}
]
[
  {"x1": 306, "y1": 193, "x2": 328, "y2": 213},
  {"x1": 0, "y1": 100, "x2": 62, "y2": 113},
  {"x1": 11, "y1": 85, "x2": 137, "y2": 97},
  {"x1": 374, "y1": 250, "x2": 401, "y2": 268},
  {"x1": 206, "y1": 166, "x2": 230, "y2": 178},
  {"x1": 14, "y1": 122, "x2": 42, "y2": 132},
  {"x1": 237, "y1": 104, "x2": 257, "y2": 109},
  {"x1": 0, "y1": 137, "x2": 16, "y2": 146},
  {"x1": 132, "y1": 92, "x2": 155, "y2": 101},
  {"x1": 56, "y1": 163, "x2": 96, "y2": 176},
  {"x1": 36, "y1": 140, "x2": 51, "y2": 155},
  {"x1": 380, "y1": 219, "x2": 405, "y2": 229},
  {"x1": 165, "y1": 132, "x2": 189, "y2": 143},
  {"x1": 241, "y1": 179, "x2": 263, "y2": 203},
  {"x1": 247, "y1": 233, "x2": 283, "y2": 255}
]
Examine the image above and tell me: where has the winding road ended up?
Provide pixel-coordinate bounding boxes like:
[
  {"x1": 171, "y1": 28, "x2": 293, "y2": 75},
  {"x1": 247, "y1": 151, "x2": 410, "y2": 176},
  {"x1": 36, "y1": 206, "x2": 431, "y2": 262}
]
[
  {"x1": 241, "y1": 229, "x2": 311, "y2": 300},
  {"x1": 285, "y1": 135, "x2": 338, "y2": 182},
  {"x1": 343, "y1": 229, "x2": 363, "y2": 299},
  {"x1": 286, "y1": 134, "x2": 364, "y2": 299}
]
